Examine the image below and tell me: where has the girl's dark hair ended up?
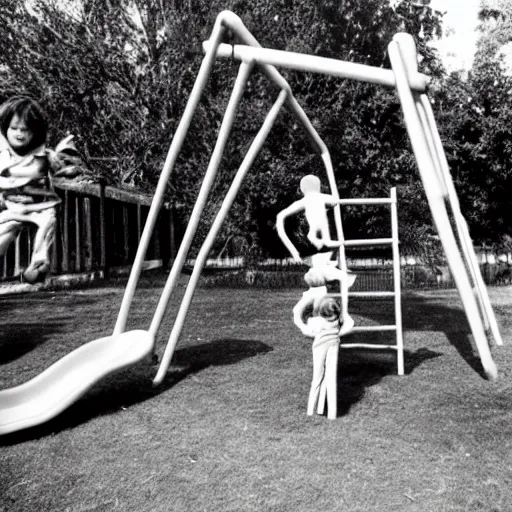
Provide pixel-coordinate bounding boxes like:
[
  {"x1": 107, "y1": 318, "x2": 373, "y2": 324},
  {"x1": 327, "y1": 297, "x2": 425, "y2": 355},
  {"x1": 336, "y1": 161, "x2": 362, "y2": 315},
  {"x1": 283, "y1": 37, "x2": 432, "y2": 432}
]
[{"x1": 0, "y1": 96, "x2": 48, "y2": 152}]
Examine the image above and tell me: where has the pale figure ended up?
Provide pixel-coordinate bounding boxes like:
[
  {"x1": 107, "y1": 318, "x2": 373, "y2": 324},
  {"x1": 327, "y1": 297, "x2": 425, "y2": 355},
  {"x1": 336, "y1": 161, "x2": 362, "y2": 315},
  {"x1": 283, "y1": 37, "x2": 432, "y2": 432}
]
[
  {"x1": 293, "y1": 288, "x2": 341, "y2": 419},
  {"x1": 276, "y1": 174, "x2": 343, "y2": 262},
  {"x1": 293, "y1": 253, "x2": 357, "y2": 419},
  {"x1": 302, "y1": 252, "x2": 355, "y2": 335}
]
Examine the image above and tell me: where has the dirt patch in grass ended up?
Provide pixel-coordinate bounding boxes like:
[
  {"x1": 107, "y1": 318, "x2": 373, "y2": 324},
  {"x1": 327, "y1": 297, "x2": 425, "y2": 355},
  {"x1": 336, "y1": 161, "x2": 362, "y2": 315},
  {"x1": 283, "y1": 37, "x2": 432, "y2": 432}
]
[{"x1": 1, "y1": 276, "x2": 512, "y2": 511}]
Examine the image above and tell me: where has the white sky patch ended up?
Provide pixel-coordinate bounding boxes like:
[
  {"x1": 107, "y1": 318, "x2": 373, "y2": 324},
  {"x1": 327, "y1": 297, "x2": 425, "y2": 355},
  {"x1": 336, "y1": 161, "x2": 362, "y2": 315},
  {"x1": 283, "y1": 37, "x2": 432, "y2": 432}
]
[{"x1": 428, "y1": 0, "x2": 480, "y2": 71}]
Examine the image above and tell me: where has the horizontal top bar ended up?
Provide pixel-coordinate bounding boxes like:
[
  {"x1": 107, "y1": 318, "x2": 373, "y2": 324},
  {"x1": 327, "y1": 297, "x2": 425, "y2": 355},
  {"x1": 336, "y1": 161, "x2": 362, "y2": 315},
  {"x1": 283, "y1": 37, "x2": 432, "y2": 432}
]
[{"x1": 203, "y1": 41, "x2": 429, "y2": 93}]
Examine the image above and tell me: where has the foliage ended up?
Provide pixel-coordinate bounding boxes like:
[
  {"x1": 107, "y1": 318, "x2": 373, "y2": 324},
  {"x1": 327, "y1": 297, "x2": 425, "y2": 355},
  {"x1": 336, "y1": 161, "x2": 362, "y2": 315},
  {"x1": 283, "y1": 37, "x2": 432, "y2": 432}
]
[
  {"x1": 433, "y1": 1, "x2": 512, "y2": 244},
  {"x1": 0, "y1": 0, "x2": 455, "y2": 257}
]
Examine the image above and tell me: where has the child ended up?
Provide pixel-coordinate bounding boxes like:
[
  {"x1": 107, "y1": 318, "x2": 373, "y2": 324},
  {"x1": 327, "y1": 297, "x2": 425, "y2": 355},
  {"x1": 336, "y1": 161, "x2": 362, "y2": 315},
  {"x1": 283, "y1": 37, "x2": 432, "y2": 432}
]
[
  {"x1": 0, "y1": 96, "x2": 62, "y2": 283},
  {"x1": 294, "y1": 292, "x2": 342, "y2": 418},
  {"x1": 301, "y1": 251, "x2": 355, "y2": 335},
  {"x1": 276, "y1": 174, "x2": 343, "y2": 263},
  {"x1": 292, "y1": 252, "x2": 357, "y2": 419}
]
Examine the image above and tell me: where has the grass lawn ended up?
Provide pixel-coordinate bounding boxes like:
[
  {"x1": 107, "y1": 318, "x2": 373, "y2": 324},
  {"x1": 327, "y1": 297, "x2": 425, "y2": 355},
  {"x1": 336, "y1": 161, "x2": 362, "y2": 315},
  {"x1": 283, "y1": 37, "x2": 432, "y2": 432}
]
[{"x1": 1, "y1": 273, "x2": 512, "y2": 512}]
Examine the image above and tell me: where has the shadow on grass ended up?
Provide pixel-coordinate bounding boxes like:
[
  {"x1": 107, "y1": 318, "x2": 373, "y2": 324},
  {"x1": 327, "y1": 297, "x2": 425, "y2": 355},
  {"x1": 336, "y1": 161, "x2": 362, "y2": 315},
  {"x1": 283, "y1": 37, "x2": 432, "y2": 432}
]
[
  {"x1": 333, "y1": 342, "x2": 442, "y2": 417},
  {"x1": 351, "y1": 293, "x2": 488, "y2": 378},
  {"x1": 0, "y1": 293, "x2": 96, "y2": 364},
  {"x1": 0, "y1": 322, "x2": 67, "y2": 364},
  {"x1": 403, "y1": 294, "x2": 488, "y2": 377},
  {"x1": 0, "y1": 337, "x2": 272, "y2": 445}
]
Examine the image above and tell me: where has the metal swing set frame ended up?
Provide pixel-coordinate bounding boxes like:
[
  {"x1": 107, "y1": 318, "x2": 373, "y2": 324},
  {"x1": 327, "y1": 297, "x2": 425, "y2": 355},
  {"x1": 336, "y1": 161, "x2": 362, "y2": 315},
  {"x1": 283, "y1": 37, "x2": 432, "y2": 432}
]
[{"x1": 0, "y1": 10, "x2": 503, "y2": 435}]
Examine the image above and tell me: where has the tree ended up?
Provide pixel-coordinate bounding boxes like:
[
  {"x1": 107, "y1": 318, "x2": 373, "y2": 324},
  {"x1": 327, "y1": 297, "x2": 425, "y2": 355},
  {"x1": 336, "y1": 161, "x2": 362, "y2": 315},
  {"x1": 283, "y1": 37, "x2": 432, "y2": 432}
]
[
  {"x1": 0, "y1": 0, "x2": 446, "y2": 258},
  {"x1": 433, "y1": 0, "x2": 512, "y2": 245}
]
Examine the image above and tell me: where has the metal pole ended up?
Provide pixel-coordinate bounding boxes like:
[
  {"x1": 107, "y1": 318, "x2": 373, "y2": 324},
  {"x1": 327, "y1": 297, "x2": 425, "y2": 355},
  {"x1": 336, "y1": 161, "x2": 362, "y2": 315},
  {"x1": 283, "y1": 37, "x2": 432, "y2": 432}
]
[
  {"x1": 389, "y1": 38, "x2": 497, "y2": 379},
  {"x1": 113, "y1": 19, "x2": 226, "y2": 335},
  {"x1": 147, "y1": 60, "x2": 255, "y2": 341},
  {"x1": 204, "y1": 41, "x2": 429, "y2": 93},
  {"x1": 153, "y1": 89, "x2": 287, "y2": 384},
  {"x1": 418, "y1": 95, "x2": 503, "y2": 346},
  {"x1": 390, "y1": 187, "x2": 404, "y2": 375}
]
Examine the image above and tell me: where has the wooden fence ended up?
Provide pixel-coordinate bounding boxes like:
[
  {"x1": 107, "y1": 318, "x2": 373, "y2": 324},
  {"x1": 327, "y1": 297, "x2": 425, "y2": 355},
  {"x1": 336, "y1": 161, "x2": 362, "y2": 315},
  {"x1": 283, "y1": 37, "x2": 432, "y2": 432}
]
[{"x1": 0, "y1": 180, "x2": 176, "y2": 281}]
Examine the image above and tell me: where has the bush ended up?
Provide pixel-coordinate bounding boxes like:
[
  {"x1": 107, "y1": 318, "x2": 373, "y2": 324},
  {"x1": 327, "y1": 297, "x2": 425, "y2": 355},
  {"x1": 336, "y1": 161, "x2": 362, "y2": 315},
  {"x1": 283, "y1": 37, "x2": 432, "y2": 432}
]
[{"x1": 201, "y1": 269, "x2": 306, "y2": 289}]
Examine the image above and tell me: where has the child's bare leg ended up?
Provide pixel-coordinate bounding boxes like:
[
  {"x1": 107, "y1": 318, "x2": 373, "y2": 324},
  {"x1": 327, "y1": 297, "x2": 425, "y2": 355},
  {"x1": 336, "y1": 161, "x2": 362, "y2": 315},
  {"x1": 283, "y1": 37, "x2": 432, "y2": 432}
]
[
  {"x1": 307, "y1": 228, "x2": 344, "y2": 250},
  {"x1": 324, "y1": 343, "x2": 340, "y2": 419},
  {"x1": 307, "y1": 339, "x2": 330, "y2": 415},
  {"x1": 0, "y1": 218, "x2": 23, "y2": 256},
  {"x1": 307, "y1": 229, "x2": 324, "y2": 250},
  {"x1": 24, "y1": 209, "x2": 56, "y2": 282}
]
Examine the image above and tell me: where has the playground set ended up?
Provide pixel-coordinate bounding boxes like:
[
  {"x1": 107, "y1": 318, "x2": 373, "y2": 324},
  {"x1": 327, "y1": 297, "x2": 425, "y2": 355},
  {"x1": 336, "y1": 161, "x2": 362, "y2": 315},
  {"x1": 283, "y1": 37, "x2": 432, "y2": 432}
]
[{"x1": 0, "y1": 11, "x2": 504, "y2": 434}]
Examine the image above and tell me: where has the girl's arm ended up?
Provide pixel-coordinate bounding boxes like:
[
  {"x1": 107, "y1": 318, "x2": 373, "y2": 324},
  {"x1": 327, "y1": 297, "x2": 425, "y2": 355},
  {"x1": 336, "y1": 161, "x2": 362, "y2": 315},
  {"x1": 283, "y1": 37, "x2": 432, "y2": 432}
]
[{"x1": 4, "y1": 155, "x2": 47, "y2": 178}]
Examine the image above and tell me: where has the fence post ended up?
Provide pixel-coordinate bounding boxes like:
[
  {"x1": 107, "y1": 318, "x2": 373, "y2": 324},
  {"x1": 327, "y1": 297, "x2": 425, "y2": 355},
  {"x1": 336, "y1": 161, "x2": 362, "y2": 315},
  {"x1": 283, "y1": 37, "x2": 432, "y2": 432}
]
[
  {"x1": 14, "y1": 234, "x2": 21, "y2": 276},
  {"x1": 61, "y1": 189, "x2": 70, "y2": 272},
  {"x1": 136, "y1": 203, "x2": 142, "y2": 244},
  {"x1": 153, "y1": 213, "x2": 161, "y2": 261},
  {"x1": 169, "y1": 207, "x2": 176, "y2": 265},
  {"x1": 51, "y1": 218, "x2": 59, "y2": 273},
  {"x1": 75, "y1": 195, "x2": 82, "y2": 271},
  {"x1": 84, "y1": 197, "x2": 93, "y2": 271},
  {"x1": 122, "y1": 204, "x2": 130, "y2": 264},
  {"x1": 99, "y1": 182, "x2": 107, "y2": 273}
]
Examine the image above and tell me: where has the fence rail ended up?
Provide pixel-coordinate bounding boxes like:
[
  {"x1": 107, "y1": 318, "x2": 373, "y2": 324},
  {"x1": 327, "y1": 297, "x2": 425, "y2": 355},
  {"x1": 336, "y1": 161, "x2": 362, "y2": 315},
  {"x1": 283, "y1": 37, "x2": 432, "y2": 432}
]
[
  {"x1": 187, "y1": 255, "x2": 512, "y2": 289},
  {"x1": 0, "y1": 180, "x2": 176, "y2": 281}
]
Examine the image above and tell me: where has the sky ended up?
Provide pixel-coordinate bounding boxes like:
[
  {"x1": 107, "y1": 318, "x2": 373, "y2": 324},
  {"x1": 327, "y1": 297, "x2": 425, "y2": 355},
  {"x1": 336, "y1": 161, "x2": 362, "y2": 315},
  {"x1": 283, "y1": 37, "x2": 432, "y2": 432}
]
[{"x1": 428, "y1": 0, "x2": 481, "y2": 71}]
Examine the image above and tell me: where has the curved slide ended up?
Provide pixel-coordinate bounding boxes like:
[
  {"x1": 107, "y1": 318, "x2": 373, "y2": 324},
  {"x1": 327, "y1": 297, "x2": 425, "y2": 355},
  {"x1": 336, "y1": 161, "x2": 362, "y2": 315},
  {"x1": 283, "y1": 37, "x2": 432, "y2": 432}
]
[{"x1": 0, "y1": 330, "x2": 154, "y2": 435}]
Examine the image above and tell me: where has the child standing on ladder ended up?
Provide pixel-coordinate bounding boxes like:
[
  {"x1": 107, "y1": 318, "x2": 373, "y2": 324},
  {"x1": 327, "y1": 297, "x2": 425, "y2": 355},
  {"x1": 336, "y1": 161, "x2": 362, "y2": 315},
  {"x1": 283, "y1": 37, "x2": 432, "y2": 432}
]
[{"x1": 0, "y1": 96, "x2": 65, "y2": 283}]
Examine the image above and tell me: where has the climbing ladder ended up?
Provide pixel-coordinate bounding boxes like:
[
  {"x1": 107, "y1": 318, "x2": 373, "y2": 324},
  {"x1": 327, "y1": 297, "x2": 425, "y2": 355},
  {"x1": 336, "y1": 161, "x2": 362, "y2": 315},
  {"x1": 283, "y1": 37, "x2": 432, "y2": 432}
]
[{"x1": 334, "y1": 188, "x2": 404, "y2": 375}]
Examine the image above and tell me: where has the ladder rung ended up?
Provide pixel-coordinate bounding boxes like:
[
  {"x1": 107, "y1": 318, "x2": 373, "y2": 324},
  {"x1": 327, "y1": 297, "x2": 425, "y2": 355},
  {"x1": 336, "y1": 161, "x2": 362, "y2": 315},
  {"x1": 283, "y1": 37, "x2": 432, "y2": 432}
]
[
  {"x1": 349, "y1": 291, "x2": 395, "y2": 298},
  {"x1": 345, "y1": 238, "x2": 394, "y2": 247},
  {"x1": 340, "y1": 343, "x2": 399, "y2": 350},
  {"x1": 338, "y1": 198, "x2": 394, "y2": 206},
  {"x1": 351, "y1": 325, "x2": 397, "y2": 332}
]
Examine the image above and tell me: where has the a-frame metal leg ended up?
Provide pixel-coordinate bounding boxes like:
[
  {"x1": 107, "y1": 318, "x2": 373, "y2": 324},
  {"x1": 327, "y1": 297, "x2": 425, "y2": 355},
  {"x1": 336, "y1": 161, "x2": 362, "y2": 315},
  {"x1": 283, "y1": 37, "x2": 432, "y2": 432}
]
[
  {"x1": 153, "y1": 89, "x2": 288, "y2": 384},
  {"x1": 389, "y1": 35, "x2": 498, "y2": 379},
  {"x1": 417, "y1": 95, "x2": 503, "y2": 347},
  {"x1": 113, "y1": 19, "x2": 227, "y2": 335},
  {"x1": 147, "y1": 60, "x2": 254, "y2": 352}
]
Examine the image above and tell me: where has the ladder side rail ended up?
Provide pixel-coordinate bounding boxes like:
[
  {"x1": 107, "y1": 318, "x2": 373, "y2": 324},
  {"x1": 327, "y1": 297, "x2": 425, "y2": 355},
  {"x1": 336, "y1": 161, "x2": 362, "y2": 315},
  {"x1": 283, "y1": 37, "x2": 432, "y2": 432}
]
[
  {"x1": 390, "y1": 187, "x2": 404, "y2": 375},
  {"x1": 321, "y1": 152, "x2": 349, "y2": 325}
]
